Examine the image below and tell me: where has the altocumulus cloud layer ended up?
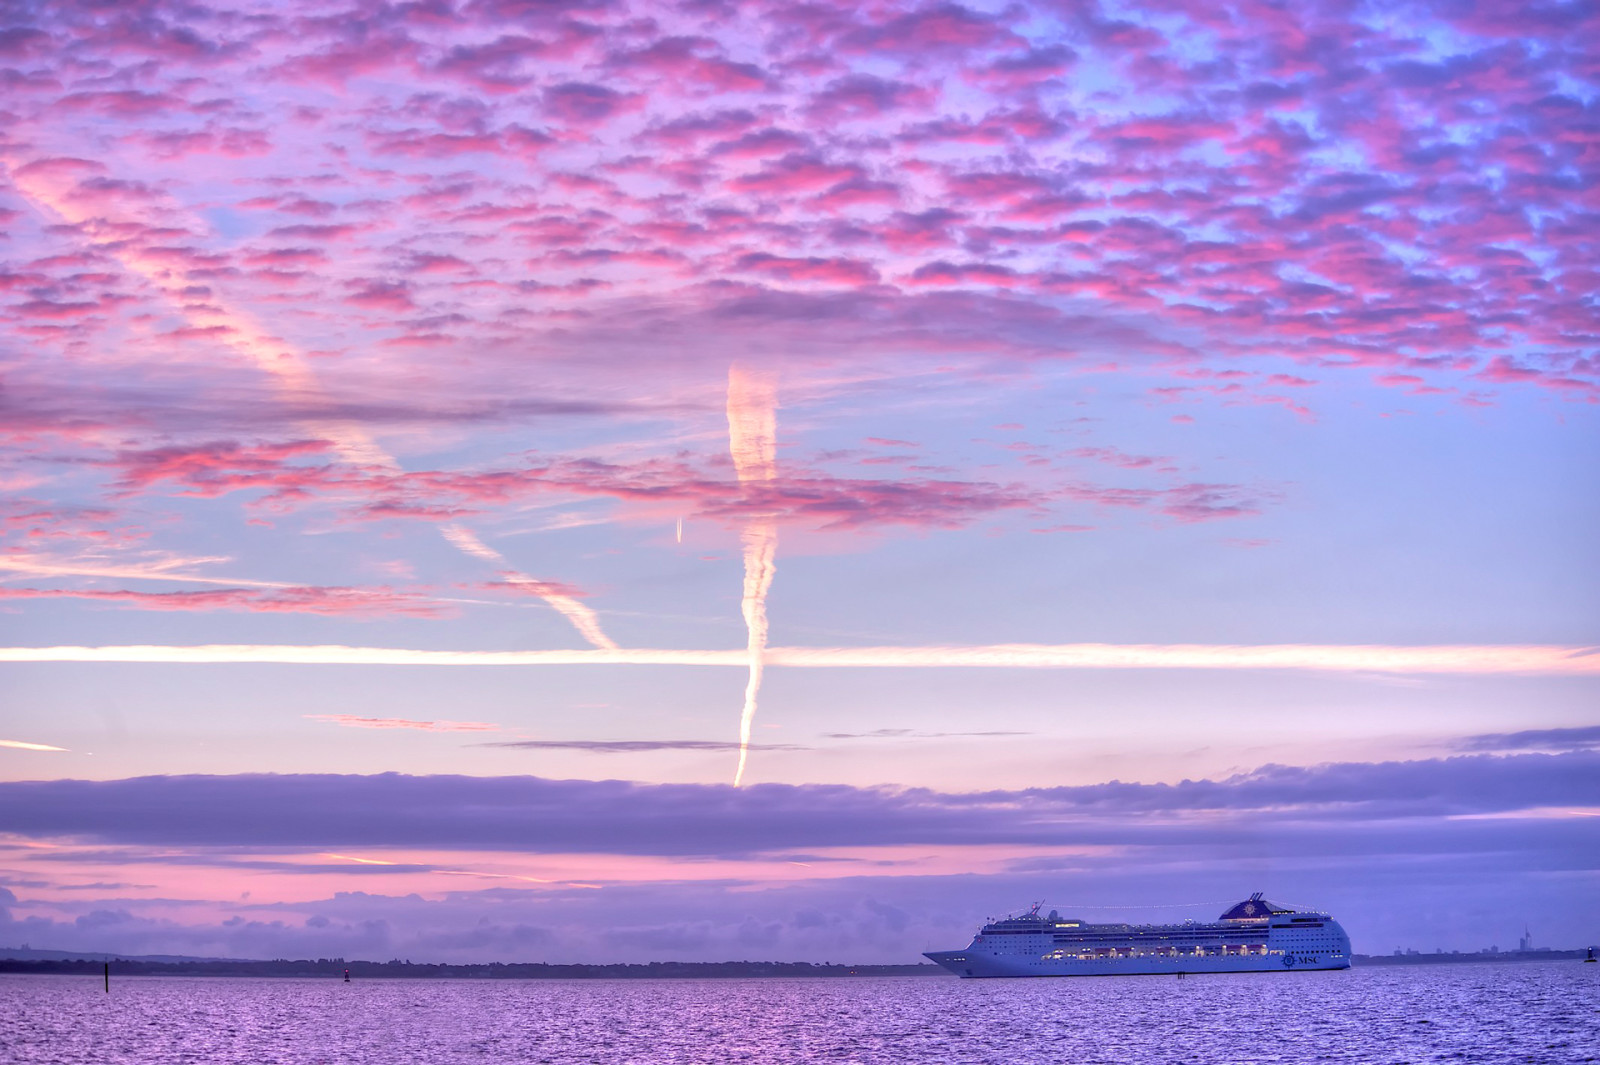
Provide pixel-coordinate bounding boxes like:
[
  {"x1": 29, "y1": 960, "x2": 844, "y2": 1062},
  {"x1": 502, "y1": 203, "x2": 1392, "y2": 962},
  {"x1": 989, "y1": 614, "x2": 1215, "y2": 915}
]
[{"x1": 3, "y1": 0, "x2": 1595, "y2": 399}]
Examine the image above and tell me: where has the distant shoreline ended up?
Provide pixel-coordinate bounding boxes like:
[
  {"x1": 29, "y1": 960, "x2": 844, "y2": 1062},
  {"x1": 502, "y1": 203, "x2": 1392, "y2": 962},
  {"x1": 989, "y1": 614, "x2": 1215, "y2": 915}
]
[
  {"x1": 0, "y1": 950, "x2": 1590, "y2": 979},
  {"x1": 0, "y1": 958, "x2": 945, "y2": 979},
  {"x1": 1352, "y1": 950, "x2": 1590, "y2": 966}
]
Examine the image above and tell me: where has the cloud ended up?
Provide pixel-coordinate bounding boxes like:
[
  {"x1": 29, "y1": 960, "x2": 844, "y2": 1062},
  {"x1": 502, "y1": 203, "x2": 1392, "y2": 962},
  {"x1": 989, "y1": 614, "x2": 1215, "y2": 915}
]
[
  {"x1": 807, "y1": 74, "x2": 932, "y2": 121},
  {"x1": 1, "y1": 752, "x2": 1596, "y2": 856},
  {"x1": 88, "y1": 433, "x2": 1043, "y2": 533},
  {"x1": 477, "y1": 740, "x2": 807, "y2": 753},
  {"x1": 1455, "y1": 726, "x2": 1600, "y2": 754},
  {"x1": 0, "y1": 585, "x2": 449, "y2": 618},
  {"x1": 306, "y1": 716, "x2": 499, "y2": 732},
  {"x1": 542, "y1": 82, "x2": 641, "y2": 124},
  {"x1": 0, "y1": 0, "x2": 1592, "y2": 405},
  {"x1": 820, "y1": 729, "x2": 1029, "y2": 740}
]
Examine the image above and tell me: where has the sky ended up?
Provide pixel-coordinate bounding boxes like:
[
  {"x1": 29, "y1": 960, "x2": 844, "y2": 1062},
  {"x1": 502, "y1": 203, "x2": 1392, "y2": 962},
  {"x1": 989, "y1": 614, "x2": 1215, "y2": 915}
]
[{"x1": 0, "y1": 0, "x2": 1596, "y2": 964}]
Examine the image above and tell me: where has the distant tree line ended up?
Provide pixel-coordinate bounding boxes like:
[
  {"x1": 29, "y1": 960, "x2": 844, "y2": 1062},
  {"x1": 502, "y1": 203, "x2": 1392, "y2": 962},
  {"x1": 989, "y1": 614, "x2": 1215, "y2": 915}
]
[{"x1": 0, "y1": 957, "x2": 945, "y2": 979}]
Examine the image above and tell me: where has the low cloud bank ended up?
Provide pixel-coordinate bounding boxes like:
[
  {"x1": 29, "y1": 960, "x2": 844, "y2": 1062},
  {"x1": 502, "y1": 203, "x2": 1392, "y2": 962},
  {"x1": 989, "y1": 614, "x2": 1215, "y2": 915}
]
[
  {"x1": 2, "y1": 751, "x2": 1596, "y2": 855},
  {"x1": 3, "y1": 753, "x2": 1597, "y2": 962}
]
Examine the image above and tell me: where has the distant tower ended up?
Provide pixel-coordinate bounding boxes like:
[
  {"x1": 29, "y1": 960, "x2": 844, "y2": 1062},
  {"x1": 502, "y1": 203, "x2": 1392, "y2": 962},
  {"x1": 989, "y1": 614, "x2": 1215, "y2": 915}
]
[{"x1": 1518, "y1": 927, "x2": 1532, "y2": 952}]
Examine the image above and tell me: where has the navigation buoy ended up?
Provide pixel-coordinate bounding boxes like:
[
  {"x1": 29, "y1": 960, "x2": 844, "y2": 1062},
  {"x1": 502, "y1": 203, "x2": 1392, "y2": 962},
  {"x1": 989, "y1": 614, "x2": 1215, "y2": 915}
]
[
  {"x1": 344, "y1": 968, "x2": 351, "y2": 982},
  {"x1": 104, "y1": 961, "x2": 109, "y2": 993}
]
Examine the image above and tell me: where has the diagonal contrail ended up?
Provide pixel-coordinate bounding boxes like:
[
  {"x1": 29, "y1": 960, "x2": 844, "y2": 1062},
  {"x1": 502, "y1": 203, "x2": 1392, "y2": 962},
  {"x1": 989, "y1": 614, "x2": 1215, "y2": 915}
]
[
  {"x1": 10, "y1": 162, "x2": 615, "y2": 649},
  {"x1": 442, "y1": 526, "x2": 616, "y2": 650},
  {"x1": 726, "y1": 365, "x2": 779, "y2": 785}
]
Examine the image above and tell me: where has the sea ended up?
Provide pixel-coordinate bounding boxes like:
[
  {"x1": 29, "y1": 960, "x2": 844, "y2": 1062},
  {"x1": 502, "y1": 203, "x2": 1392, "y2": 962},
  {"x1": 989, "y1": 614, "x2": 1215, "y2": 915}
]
[{"x1": 2, "y1": 963, "x2": 1595, "y2": 1064}]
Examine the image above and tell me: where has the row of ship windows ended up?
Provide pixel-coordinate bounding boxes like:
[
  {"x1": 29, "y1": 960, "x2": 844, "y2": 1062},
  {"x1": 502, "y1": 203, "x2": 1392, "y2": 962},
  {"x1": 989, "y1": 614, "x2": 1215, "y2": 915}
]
[{"x1": 1043, "y1": 945, "x2": 1279, "y2": 959}]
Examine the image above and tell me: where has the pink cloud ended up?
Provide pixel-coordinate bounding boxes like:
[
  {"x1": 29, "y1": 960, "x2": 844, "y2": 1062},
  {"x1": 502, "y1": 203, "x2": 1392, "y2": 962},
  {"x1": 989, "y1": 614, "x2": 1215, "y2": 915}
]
[
  {"x1": 734, "y1": 253, "x2": 880, "y2": 286},
  {"x1": 345, "y1": 280, "x2": 415, "y2": 311},
  {"x1": 431, "y1": 34, "x2": 550, "y2": 93},
  {"x1": 368, "y1": 130, "x2": 507, "y2": 158},
  {"x1": 304, "y1": 715, "x2": 499, "y2": 731},
  {"x1": 827, "y1": 3, "x2": 1021, "y2": 57},
  {"x1": 807, "y1": 74, "x2": 933, "y2": 121},
  {"x1": 709, "y1": 128, "x2": 812, "y2": 160},
  {"x1": 106, "y1": 440, "x2": 337, "y2": 498},
  {"x1": 728, "y1": 154, "x2": 866, "y2": 195},
  {"x1": 1160, "y1": 483, "x2": 1267, "y2": 523},
  {"x1": 905, "y1": 261, "x2": 1021, "y2": 287},
  {"x1": 0, "y1": 585, "x2": 449, "y2": 618},
  {"x1": 542, "y1": 82, "x2": 642, "y2": 125},
  {"x1": 609, "y1": 36, "x2": 772, "y2": 92},
  {"x1": 90, "y1": 436, "x2": 1043, "y2": 533},
  {"x1": 55, "y1": 90, "x2": 181, "y2": 119}
]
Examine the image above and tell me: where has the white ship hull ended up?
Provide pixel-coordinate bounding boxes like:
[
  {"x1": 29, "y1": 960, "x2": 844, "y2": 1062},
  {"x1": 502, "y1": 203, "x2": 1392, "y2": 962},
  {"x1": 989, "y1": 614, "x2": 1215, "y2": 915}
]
[
  {"x1": 926, "y1": 894, "x2": 1352, "y2": 979},
  {"x1": 925, "y1": 949, "x2": 1348, "y2": 978}
]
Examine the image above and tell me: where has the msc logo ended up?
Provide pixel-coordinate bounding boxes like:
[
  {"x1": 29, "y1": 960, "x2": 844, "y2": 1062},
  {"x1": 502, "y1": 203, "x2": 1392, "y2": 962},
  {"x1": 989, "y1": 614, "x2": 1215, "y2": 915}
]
[
  {"x1": 1282, "y1": 955, "x2": 1296, "y2": 968},
  {"x1": 1282, "y1": 954, "x2": 1319, "y2": 968}
]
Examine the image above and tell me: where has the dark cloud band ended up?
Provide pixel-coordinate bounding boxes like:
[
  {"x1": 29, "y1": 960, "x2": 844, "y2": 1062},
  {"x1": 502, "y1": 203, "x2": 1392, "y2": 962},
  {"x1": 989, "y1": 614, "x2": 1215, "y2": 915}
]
[{"x1": 2, "y1": 751, "x2": 1595, "y2": 856}]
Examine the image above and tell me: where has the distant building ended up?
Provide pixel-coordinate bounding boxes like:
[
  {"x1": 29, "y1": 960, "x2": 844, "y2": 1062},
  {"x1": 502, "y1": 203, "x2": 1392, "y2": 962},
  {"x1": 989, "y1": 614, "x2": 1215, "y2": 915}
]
[{"x1": 1518, "y1": 927, "x2": 1533, "y2": 952}]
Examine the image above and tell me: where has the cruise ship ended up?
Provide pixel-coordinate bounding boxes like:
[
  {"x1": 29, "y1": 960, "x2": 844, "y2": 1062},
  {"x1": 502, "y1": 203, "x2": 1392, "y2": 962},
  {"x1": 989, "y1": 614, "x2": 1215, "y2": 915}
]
[{"x1": 925, "y1": 893, "x2": 1351, "y2": 978}]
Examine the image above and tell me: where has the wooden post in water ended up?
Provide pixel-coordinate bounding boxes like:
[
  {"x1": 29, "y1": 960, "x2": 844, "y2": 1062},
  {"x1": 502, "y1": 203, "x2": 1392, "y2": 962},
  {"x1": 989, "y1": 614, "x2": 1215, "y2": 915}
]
[{"x1": 103, "y1": 961, "x2": 109, "y2": 993}]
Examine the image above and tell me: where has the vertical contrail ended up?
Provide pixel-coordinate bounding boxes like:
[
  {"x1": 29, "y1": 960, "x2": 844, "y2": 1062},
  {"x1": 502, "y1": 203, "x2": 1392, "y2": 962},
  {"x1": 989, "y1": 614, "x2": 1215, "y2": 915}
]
[
  {"x1": 10, "y1": 164, "x2": 614, "y2": 649},
  {"x1": 725, "y1": 365, "x2": 778, "y2": 786},
  {"x1": 442, "y1": 526, "x2": 616, "y2": 649}
]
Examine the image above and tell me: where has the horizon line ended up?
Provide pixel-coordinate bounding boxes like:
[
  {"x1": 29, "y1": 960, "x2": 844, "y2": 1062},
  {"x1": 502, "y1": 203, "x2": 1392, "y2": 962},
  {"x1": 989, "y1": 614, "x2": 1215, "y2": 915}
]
[{"x1": 1, "y1": 949, "x2": 1590, "y2": 971}]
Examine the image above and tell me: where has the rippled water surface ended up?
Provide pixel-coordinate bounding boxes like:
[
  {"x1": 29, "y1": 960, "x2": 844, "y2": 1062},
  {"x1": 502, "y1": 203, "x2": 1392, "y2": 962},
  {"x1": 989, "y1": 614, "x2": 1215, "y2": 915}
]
[{"x1": 3, "y1": 964, "x2": 1596, "y2": 1064}]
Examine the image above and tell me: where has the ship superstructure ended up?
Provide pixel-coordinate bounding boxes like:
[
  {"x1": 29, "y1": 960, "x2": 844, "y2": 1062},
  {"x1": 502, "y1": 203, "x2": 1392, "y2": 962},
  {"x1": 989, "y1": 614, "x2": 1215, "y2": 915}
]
[{"x1": 925, "y1": 893, "x2": 1351, "y2": 978}]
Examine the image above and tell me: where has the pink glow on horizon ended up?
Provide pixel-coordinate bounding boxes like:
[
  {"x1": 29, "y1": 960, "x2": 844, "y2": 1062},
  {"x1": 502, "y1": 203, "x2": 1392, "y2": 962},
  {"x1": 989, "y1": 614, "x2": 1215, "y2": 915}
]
[{"x1": 1, "y1": 841, "x2": 1116, "y2": 911}]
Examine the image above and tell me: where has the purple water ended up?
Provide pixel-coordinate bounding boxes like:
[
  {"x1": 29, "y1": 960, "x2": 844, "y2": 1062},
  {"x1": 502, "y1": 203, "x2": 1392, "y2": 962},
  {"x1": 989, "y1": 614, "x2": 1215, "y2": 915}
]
[{"x1": 2, "y1": 963, "x2": 1595, "y2": 1063}]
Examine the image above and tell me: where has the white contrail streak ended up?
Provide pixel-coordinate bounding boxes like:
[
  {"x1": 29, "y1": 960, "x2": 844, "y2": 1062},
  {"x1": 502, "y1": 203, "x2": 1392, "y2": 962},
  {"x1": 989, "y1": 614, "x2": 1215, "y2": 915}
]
[
  {"x1": 442, "y1": 526, "x2": 616, "y2": 649},
  {"x1": 726, "y1": 365, "x2": 779, "y2": 786},
  {"x1": 3, "y1": 643, "x2": 1595, "y2": 674},
  {"x1": 0, "y1": 556, "x2": 293, "y2": 588},
  {"x1": 0, "y1": 739, "x2": 69, "y2": 751},
  {"x1": 11, "y1": 164, "x2": 612, "y2": 647}
]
